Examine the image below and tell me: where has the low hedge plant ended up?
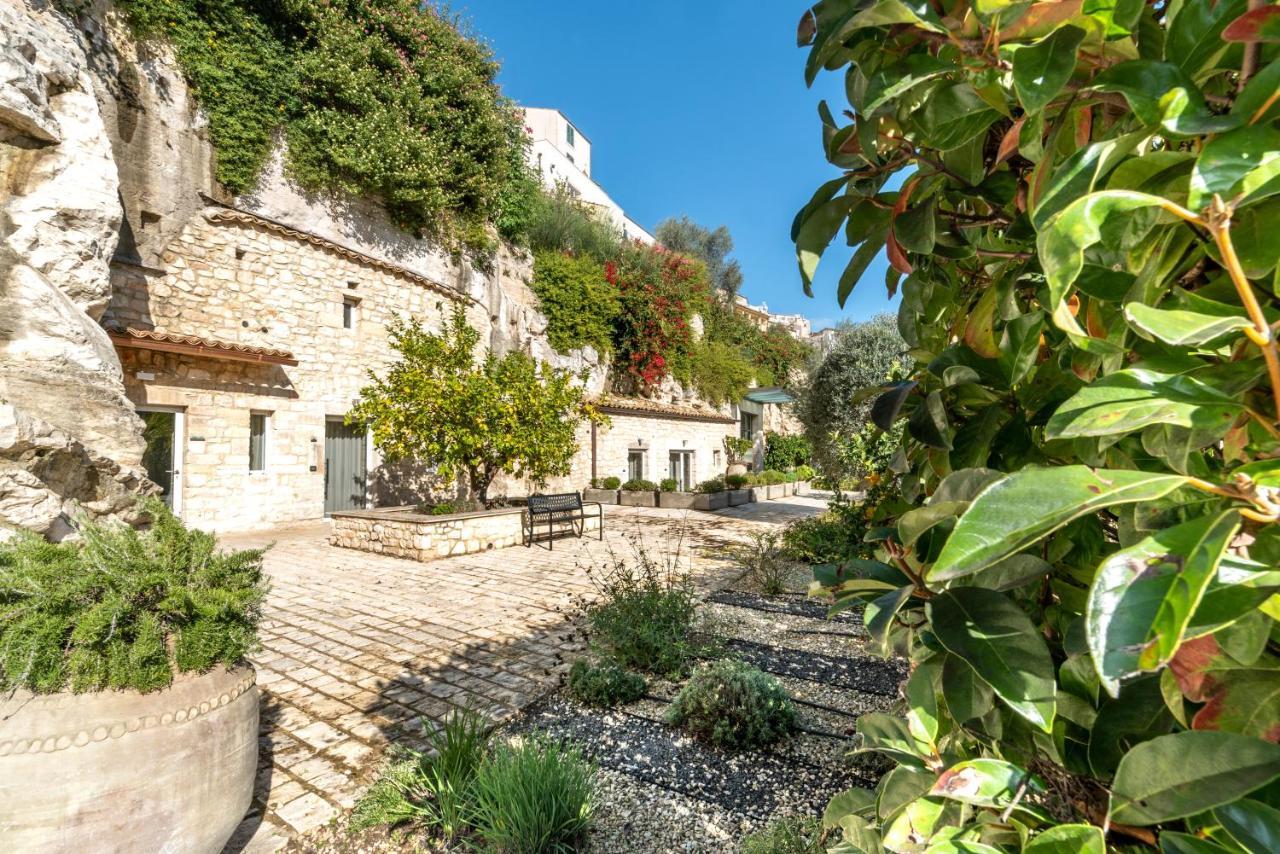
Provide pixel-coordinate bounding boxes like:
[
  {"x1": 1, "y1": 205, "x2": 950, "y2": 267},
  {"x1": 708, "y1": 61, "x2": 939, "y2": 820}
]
[
  {"x1": 0, "y1": 500, "x2": 266, "y2": 694},
  {"x1": 566, "y1": 658, "x2": 646, "y2": 708},
  {"x1": 667, "y1": 659, "x2": 796, "y2": 748},
  {"x1": 619, "y1": 478, "x2": 657, "y2": 492},
  {"x1": 658, "y1": 477, "x2": 680, "y2": 493},
  {"x1": 696, "y1": 476, "x2": 726, "y2": 494}
]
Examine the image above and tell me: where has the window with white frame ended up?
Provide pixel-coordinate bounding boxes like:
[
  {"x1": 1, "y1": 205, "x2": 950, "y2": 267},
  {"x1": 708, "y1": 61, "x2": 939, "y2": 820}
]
[
  {"x1": 669, "y1": 450, "x2": 694, "y2": 491},
  {"x1": 627, "y1": 449, "x2": 645, "y2": 481}
]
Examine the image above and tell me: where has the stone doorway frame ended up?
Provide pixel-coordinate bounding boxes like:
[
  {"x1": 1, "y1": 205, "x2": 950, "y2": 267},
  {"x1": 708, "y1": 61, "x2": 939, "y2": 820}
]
[{"x1": 137, "y1": 405, "x2": 186, "y2": 516}]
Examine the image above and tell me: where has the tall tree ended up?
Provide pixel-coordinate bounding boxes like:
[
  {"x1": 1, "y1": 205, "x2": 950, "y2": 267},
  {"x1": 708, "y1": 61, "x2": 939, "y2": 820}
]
[
  {"x1": 796, "y1": 314, "x2": 905, "y2": 475},
  {"x1": 654, "y1": 216, "x2": 744, "y2": 296},
  {"x1": 349, "y1": 308, "x2": 600, "y2": 505}
]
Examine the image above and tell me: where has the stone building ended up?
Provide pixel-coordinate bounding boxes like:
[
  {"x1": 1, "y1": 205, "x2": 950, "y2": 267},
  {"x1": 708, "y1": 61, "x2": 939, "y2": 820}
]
[{"x1": 0, "y1": 0, "x2": 807, "y2": 536}]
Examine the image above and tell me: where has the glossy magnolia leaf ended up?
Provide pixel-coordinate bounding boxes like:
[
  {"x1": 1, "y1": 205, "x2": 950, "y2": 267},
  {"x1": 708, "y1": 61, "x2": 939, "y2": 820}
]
[
  {"x1": 955, "y1": 553, "x2": 1053, "y2": 592},
  {"x1": 932, "y1": 468, "x2": 1003, "y2": 503},
  {"x1": 871, "y1": 382, "x2": 916, "y2": 431},
  {"x1": 941, "y1": 654, "x2": 994, "y2": 722},
  {"x1": 998, "y1": 310, "x2": 1044, "y2": 386},
  {"x1": 797, "y1": 194, "x2": 857, "y2": 292},
  {"x1": 928, "y1": 588, "x2": 1057, "y2": 732},
  {"x1": 1222, "y1": 4, "x2": 1280, "y2": 42},
  {"x1": 1235, "y1": 58, "x2": 1280, "y2": 123},
  {"x1": 823, "y1": 787, "x2": 878, "y2": 828},
  {"x1": 865, "y1": 585, "x2": 915, "y2": 655},
  {"x1": 1110, "y1": 731, "x2": 1280, "y2": 825},
  {"x1": 1158, "y1": 832, "x2": 1237, "y2": 854},
  {"x1": 1011, "y1": 25, "x2": 1085, "y2": 114},
  {"x1": 899, "y1": 500, "x2": 966, "y2": 548},
  {"x1": 862, "y1": 54, "x2": 955, "y2": 115},
  {"x1": 829, "y1": 816, "x2": 882, "y2": 853},
  {"x1": 1164, "y1": 0, "x2": 1248, "y2": 77},
  {"x1": 905, "y1": 659, "x2": 941, "y2": 756},
  {"x1": 919, "y1": 83, "x2": 1000, "y2": 152},
  {"x1": 882, "y1": 797, "x2": 948, "y2": 853},
  {"x1": 838, "y1": 231, "x2": 888, "y2": 307},
  {"x1": 929, "y1": 758, "x2": 1044, "y2": 807},
  {"x1": 1045, "y1": 369, "x2": 1242, "y2": 440},
  {"x1": 1124, "y1": 302, "x2": 1251, "y2": 346},
  {"x1": 962, "y1": 285, "x2": 1000, "y2": 359},
  {"x1": 908, "y1": 390, "x2": 952, "y2": 450},
  {"x1": 1091, "y1": 59, "x2": 1234, "y2": 137},
  {"x1": 1187, "y1": 125, "x2": 1280, "y2": 212},
  {"x1": 1192, "y1": 668, "x2": 1280, "y2": 740},
  {"x1": 1235, "y1": 458, "x2": 1280, "y2": 488},
  {"x1": 1088, "y1": 678, "x2": 1176, "y2": 778},
  {"x1": 856, "y1": 712, "x2": 931, "y2": 769},
  {"x1": 929, "y1": 466, "x2": 1188, "y2": 581},
  {"x1": 1031, "y1": 131, "x2": 1150, "y2": 230},
  {"x1": 1213, "y1": 798, "x2": 1280, "y2": 852},
  {"x1": 1023, "y1": 824, "x2": 1105, "y2": 854},
  {"x1": 1087, "y1": 511, "x2": 1241, "y2": 696}
]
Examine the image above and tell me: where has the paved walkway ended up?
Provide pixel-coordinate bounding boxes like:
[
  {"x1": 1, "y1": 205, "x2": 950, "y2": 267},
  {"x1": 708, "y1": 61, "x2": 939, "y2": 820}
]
[{"x1": 222, "y1": 497, "x2": 826, "y2": 851}]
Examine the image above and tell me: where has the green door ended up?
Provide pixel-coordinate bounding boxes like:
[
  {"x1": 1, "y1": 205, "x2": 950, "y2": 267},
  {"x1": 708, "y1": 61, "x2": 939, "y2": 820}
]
[
  {"x1": 140, "y1": 410, "x2": 179, "y2": 510},
  {"x1": 324, "y1": 418, "x2": 367, "y2": 514}
]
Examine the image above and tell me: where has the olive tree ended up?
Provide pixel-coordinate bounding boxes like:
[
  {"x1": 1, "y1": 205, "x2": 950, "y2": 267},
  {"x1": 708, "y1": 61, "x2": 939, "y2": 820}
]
[
  {"x1": 350, "y1": 308, "x2": 600, "y2": 506},
  {"x1": 795, "y1": 0, "x2": 1280, "y2": 849}
]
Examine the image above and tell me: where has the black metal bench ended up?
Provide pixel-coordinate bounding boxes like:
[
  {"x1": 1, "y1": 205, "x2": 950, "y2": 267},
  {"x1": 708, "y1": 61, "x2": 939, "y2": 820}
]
[{"x1": 523, "y1": 492, "x2": 603, "y2": 549}]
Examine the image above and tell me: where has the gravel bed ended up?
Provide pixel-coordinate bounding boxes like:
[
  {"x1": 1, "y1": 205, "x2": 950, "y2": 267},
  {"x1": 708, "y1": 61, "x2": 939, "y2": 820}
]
[
  {"x1": 508, "y1": 696, "x2": 871, "y2": 822},
  {"x1": 707, "y1": 589, "x2": 861, "y2": 624},
  {"x1": 584, "y1": 767, "x2": 745, "y2": 853},
  {"x1": 716, "y1": 637, "x2": 906, "y2": 696},
  {"x1": 706, "y1": 600, "x2": 868, "y2": 659}
]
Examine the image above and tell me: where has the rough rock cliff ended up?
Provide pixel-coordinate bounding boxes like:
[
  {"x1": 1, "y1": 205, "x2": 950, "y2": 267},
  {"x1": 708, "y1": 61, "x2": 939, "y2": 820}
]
[{"x1": 0, "y1": 1, "x2": 148, "y2": 539}]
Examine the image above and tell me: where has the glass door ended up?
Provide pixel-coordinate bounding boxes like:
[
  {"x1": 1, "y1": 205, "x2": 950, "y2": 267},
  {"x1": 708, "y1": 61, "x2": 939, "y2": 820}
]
[
  {"x1": 139, "y1": 408, "x2": 183, "y2": 514},
  {"x1": 669, "y1": 451, "x2": 693, "y2": 491}
]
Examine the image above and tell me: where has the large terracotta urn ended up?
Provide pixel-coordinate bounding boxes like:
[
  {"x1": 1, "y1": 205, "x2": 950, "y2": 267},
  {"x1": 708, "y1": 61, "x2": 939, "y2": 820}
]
[{"x1": 0, "y1": 665, "x2": 259, "y2": 853}]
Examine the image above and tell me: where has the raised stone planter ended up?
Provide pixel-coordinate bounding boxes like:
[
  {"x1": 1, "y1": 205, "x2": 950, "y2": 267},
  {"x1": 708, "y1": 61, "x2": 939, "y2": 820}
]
[
  {"x1": 727, "y1": 488, "x2": 752, "y2": 506},
  {"x1": 692, "y1": 491, "x2": 730, "y2": 511},
  {"x1": 619, "y1": 490, "x2": 657, "y2": 507},
  {"x1": 657, "y1": 491, "x2": 698, "y2": 510},
  {"x1": 783, "y1": 482, "x2": 795, "y2": 497},
  {"x1": 331, "y1": 504, "x2": 601, "y2": 562},
  {"x1": 0, "y1": 665, "x2": 258, "y2": 854},
  {"x1": 765, "y1": 483, "x2": 787, "y2": 500},
  {"x1": 795, "y1": 480, "x2": 810, "y2": 495},
  {"x1": 748, "y1": 487, "x2": 767, "y2": 503},
  {"x1": 584, "y1": 488, "x2": 619, "y2": 505}
]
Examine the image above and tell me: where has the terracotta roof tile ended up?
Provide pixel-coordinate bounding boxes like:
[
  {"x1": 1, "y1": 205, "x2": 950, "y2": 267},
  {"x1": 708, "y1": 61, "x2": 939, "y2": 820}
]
[
  {"x1": 108, "y1": 327, "x2": 299, "y2": 366},
  {"x1": 592, "y1": 394, "x2": 736, "y2": 424}
]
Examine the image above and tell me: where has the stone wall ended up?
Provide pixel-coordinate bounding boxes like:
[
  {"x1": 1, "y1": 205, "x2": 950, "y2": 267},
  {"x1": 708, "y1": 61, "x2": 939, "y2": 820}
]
[
  {"x1": 329, "y1": 505, "x2": 601, "y2": 563},
  {"x1": 589, "y1": 410, "x2": 736, "y2": 488}
]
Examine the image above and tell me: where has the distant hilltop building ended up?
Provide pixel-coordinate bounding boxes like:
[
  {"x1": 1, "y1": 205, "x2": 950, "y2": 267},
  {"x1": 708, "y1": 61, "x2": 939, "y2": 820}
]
[
  {"x1": 809, "y1": 326, "x2": 840, "y2": 356},
  {"x1": 523, "y1": 107, "x2": 654, "y2": 244},
  {"x1": 730, "y1": 294, "x2": 812, "y2": 341}
]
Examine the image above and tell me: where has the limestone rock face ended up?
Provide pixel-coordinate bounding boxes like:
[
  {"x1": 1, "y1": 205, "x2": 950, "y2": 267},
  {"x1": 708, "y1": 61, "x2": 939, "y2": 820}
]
[{"x1": 0, "y1": 1, "x2": 147, "y2": 538}]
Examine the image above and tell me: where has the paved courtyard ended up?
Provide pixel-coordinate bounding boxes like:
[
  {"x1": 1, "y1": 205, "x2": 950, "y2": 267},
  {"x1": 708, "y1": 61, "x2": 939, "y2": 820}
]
[{"x1": 221, "y1": 497, "x2": 826, "y2": 851}]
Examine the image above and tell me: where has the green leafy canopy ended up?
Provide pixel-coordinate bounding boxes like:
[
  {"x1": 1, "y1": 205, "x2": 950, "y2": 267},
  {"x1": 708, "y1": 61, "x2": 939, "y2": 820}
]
[{"x1": 796, "y1": 0, "x2": 1280, "y2": 849}]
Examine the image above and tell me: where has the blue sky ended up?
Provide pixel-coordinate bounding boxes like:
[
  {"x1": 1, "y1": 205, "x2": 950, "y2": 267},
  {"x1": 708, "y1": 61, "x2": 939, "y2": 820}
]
[{"x1": 459, "y1": 1, "x2": 900, "y2": 328}]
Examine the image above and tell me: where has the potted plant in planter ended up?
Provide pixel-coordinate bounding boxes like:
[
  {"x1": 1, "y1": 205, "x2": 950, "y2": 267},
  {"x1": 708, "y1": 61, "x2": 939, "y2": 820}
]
[
  {"x1": 657, "y1": 478, "x2": 698, "y2": 510},
  {"x1": 691, "y1": 476, "x2": 730, "y2": 511},
  {"x1": 782, "y1": 470, "x2": 798, "y2": 496},
  {"x1": 618, "y1": 478, "x2": 658, "y2": 507},
  {"x1": 0, "y1": 501, "x2": 267, "y2": 854},
  {"x1": 723, "y1": 435, "x2": 754, "y2": 476},
  {"x1": 725, "y1": 473, "x2": 753, "y2": 506},
  {"x1": 584, "y1": 475, "x2": 621, "y2": 505}
]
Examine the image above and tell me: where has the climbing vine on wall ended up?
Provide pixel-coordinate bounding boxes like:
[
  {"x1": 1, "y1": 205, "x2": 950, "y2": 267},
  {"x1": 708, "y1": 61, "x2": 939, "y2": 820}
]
[{"x1": 103, "y1": 0, "x2": 536, "y2": 253}]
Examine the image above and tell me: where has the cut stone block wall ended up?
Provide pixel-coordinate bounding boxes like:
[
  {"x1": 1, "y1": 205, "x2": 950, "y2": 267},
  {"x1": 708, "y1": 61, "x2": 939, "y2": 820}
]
[{"x1": 329, "y1": 505, "x2": 601, "y2": 562}]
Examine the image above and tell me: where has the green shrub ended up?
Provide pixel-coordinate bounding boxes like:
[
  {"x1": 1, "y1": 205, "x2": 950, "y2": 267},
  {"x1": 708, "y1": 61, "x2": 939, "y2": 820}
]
[
  {"x1": 600, "y1": 476, "x2": 621, "y2": 490},
  {"x1": 794, "y1": 464, "x2": 816, "y2": 481},
  {"x1": 428, "y1": 501, "x2": 457, "y2": 516},
  {"x1": 585, "y1": 545, "x2": 702, "y2": 676},
  {"x1": 723, "y1": 435, "x2": 755, "y2": 462},
  {"x1": 526, "y1": 185, "x2": 623, "y2": 261},
  {"x1": 530, "y1": 250, "x2": 620, "y2": 356},
  {"x1": 659, "y1": 477, "x2": 679, "y2": 493},
  {"x1": 689, "y1": 340, "x2": 756, "y2": 406},
  {"x1": 666, "y1": 659, "x2": 795, "y2": 748},
  {"x1": 731, "y1": 531, "x2": 794, "y2": 595},
  {"x1": 468, "y1": 734, "x2": 594, "y2": 853},
  {"x1": 566, "y1": 659, "x2": 646, "y2": 707},
  {"x1": 761, "y1": 470, "x2": 787, "y2": 485},
  {"x1": 0, "y1": 500, "x2": 266, "y2": 694},
  {"x1": 725, "y1": 473, "x2": 749, "y2": 490},
  {"x1": 111, "y1": 0, "x2": 529, "y2": 252},
  {"x1": 620, "y1": 479, "x2": 657, "y2": 492},
  {"x1": 764, "y1": 434, "x2": 811, "y2": 471},
  {"x1": 740, "y1": 816, "x2": 825, "y2": 854},
  {"x1": 696, "y1": 476, "x2": 726, "y2": 494},
  {"x1": 352, "y1": 709, "x2": 491, "y2": 839},
  {"x1": 740, "y1": 472, "x2": 760, "y2": 486}
]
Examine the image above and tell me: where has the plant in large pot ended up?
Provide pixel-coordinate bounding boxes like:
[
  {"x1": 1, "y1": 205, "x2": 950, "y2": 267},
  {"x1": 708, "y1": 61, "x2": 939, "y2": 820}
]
[{"x1": 0, "y1": 500, "x2": 267, "y2": 853}]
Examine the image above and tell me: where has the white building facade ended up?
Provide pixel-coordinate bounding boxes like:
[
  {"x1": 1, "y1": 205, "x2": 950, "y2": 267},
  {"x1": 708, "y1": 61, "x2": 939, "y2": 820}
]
[{"x1": 523, "y1": 107, "x2": 654, "y2": 244}]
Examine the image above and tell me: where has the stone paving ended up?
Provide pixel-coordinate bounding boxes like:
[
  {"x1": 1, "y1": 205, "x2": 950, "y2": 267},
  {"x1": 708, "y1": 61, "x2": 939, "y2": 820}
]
[{"x1": 221, "y1": 497, "x2": 826, "y2": 851}]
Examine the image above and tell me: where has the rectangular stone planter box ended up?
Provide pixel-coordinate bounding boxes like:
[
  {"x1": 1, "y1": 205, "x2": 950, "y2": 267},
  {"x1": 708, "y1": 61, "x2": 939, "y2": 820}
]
[
  {"x1": 795, "y1": 480, "x2": 810, "y2": 495},
  {"x1": 583, "y1": 488, "x2": 619, "y2": 505},
  {"x1": 765, "y1": 483, "x2": 787, "y2": 499},
  {"x1": 748, "y1": 487, "x2": 766, "y2": 502},
  {"x1": 330, "y1": 504, "x2": 600, "y2": 562},
  {"x1": 619, "y1": 490, "x2": 657, "y2": 507},
  {"x1": 727, "y1": 489, "x2": 752, "y2": 506},
  {"x1": 783, "y1": 482, "x2": 795, "y2": 496},
  {"x1": 658, "y1": 491, "x2": 698, "y2": 510},
  {"x1": 692, "y1": 491, "x2": 729, "y2": 511}
]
